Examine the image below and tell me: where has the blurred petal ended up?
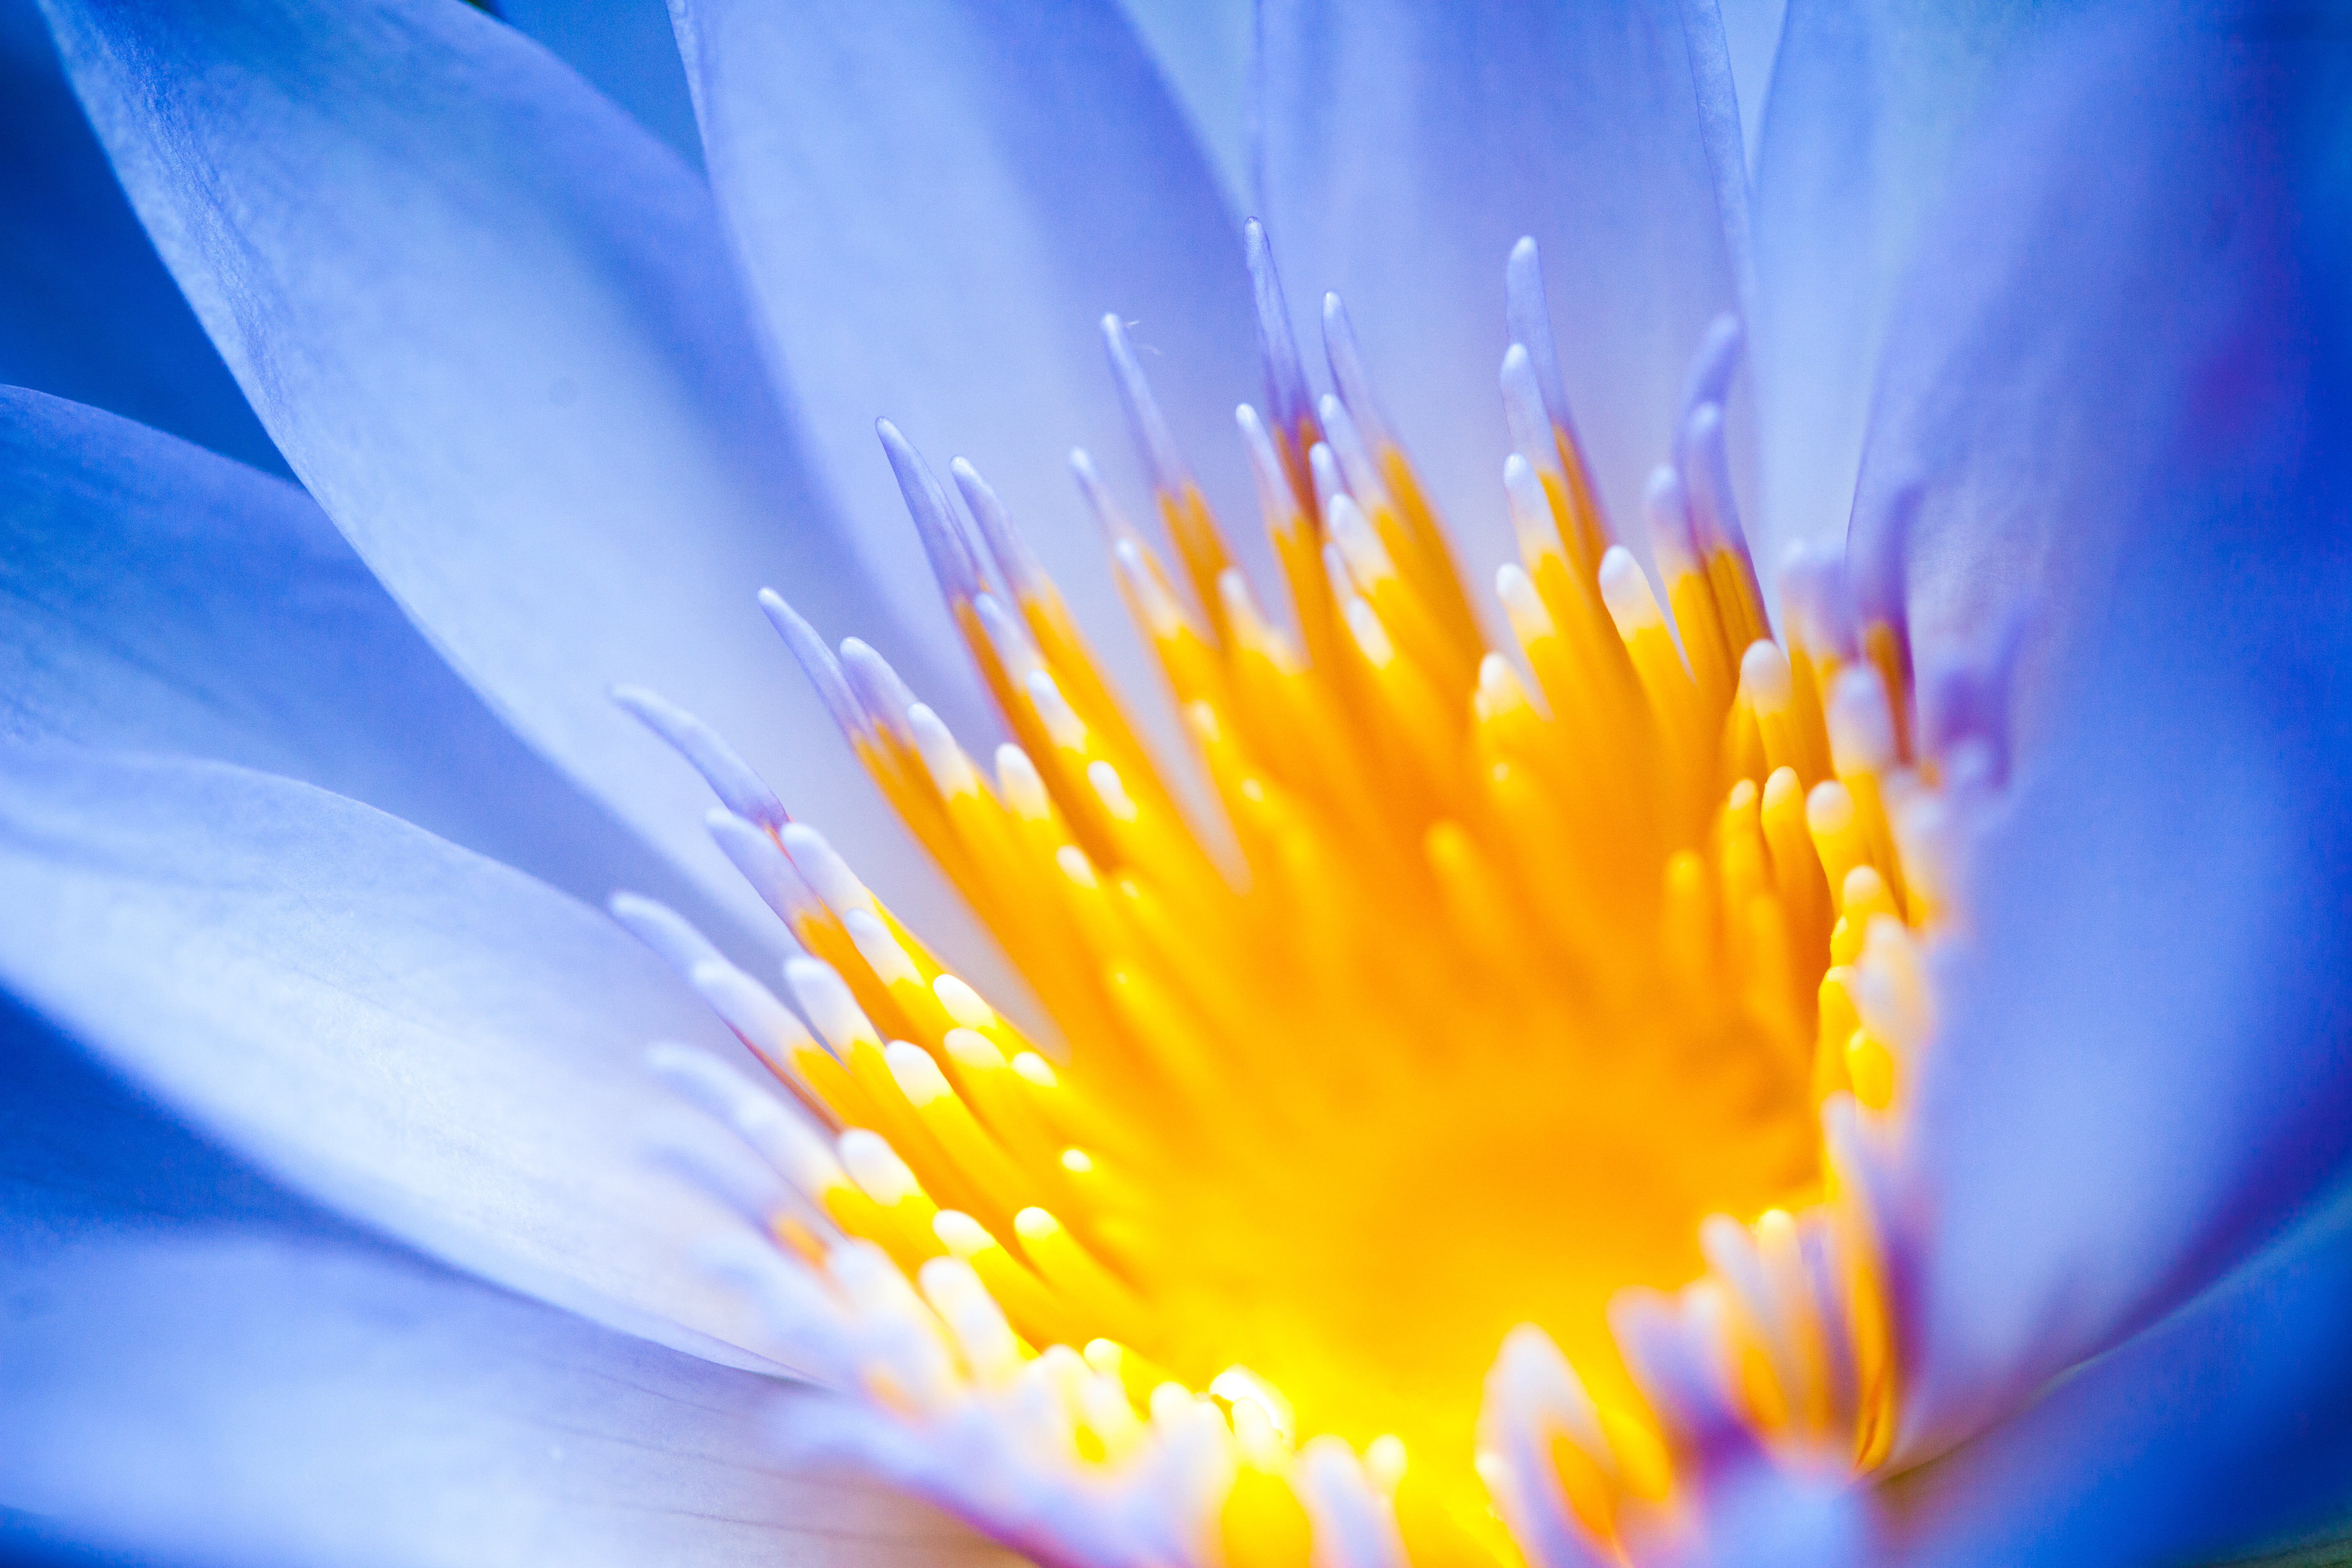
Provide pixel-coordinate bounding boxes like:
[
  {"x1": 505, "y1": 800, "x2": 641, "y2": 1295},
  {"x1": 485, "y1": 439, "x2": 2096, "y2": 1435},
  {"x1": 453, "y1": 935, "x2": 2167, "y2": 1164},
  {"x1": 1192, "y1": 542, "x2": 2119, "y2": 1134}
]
[
  {"x1": 1749, "y1": 0, "x2": 2085, "y2": 563},
  {"x1": 495, "y1": 0, "x2": 704, "y2": 170},
  {"x1": 37, "y1": 0, "x2": 960, "y2": 942},
  {"x1": 675, "y1": 0, "x2": 1258, "y2": 712},
  {"x1": 1716, "y1": 0, "x2": 1787, "y2": 168},
  {"x1": 0, "y1": 0, "x2": 284, "y2": 475},
  {"x1": 0, "y1": 998, "x2": 1011, "y2": 1568},
  {"x1": 0, "y1": 743, "x2": 787, "y2": 1366},
  {"x1": 1256, "y1": 0, "x2": 1749, "y2": 576},
  {"x1": 1116, "y1": 0, "x2": 1252, "y2": 209},
  {"x1": 1851, "y1": 7, "x2": 2352, "y2": 1451},
  {"x1": 1888, "y1": 1190, "x2": 2352, "y2": 1568},
  {"x1": 0, "y1": 387, "x2": 745, "y2": 958}
]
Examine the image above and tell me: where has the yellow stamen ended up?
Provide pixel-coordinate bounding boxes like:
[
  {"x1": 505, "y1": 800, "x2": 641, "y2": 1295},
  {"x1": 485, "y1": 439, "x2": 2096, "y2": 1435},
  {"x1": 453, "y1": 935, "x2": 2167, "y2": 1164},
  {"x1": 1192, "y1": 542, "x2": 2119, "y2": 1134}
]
[{"x1": 690, "y1": 273, "x2": 1962, "y2": 1565}]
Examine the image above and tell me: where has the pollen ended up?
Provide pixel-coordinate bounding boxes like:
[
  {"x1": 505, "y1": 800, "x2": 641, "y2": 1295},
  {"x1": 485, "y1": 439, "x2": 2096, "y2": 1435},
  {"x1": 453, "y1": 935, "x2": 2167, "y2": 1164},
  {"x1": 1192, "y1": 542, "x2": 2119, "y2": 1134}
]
[{"x1": 632, "y1": 226, "x2": 1960, "y2": 1568}]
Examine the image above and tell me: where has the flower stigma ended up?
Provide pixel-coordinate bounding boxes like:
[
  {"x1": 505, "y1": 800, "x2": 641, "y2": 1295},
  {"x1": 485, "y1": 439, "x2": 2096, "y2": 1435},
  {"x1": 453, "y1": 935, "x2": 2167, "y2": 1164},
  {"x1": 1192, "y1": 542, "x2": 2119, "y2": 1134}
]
[{"x1": 626, "y1": 224, "x2": 1979, "y2": 1568}]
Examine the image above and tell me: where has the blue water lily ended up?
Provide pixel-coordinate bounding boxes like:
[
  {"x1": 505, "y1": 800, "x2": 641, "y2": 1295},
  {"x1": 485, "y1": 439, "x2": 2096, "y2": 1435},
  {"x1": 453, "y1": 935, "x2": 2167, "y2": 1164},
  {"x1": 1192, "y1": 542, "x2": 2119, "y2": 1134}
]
[{"x1": 4, "y1": 2, "x2": 2351, "y2": 1565}]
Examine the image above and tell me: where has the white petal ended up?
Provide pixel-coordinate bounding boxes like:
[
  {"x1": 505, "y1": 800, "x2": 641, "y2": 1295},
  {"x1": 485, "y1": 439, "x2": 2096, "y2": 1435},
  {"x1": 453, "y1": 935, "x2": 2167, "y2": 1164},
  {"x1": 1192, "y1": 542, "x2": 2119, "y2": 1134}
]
[
  {"x1": 0, "y1": 993, "x2": 1013, "y2": 1565},
  {"x1": 0, "y1": 387, "x2": 745, "y2": 956},
  {"x1": 1256, "y1": 0, "x2": 1750, "y2": 575},
  {"x1": 676, "y1": 0, "x2": 1259, "y2": 715},
  {"x1": 0, "y1": 744, "x2": 780, "y2": 1366},
  {"x1": 40, "y1": 0, "x2": 956, "y2": 939},
  {"x1": 1749, "y1": 0, "x2": 2073, "y2": 562}
]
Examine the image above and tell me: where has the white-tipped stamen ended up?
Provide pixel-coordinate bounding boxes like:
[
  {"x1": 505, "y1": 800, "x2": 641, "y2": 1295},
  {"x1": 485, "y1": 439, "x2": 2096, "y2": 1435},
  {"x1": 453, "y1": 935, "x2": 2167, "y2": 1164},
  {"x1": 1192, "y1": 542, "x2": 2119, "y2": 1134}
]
[
  {"x1": 837, "y1": 637, "x2": 922, "y2": 748},
  {"x1": 1308, "y1": 441, "x2": 1349, "y2": 524},
  {"x1": 706, "y1": 809, "x2": 821, "y2": 934},
  {"x1": 1643, "y1": 464, "x2": 1702, "y2": 583},
  {"x1": 944, "y1": 464, "x2": 1046, "y2": 609},
  {"x1": 1024, "y1": 668, "x2": 1089, "y2": 753},
  {"x1": 839, "y1": 1128, "x2": 925, "y2": 1208},
  {"x1": 996, "y1": 743, "x2": 1054, "y2": 820},
  {"x1": 843, "y1": 907, "x2": 924, "y2": 990},
  {"x1": 1740, "y1": 639, "x2": 1795, "y2": 712},
  {"x1": 1070, "y1": 447, "x2": 1148, "y2": 554},
  {"x1": 1317, "y1": 394, "x2": 1393, "y2": 513},
  {"x1": 608, "y1": 892, "x2": 724, "y2": 976},
  {"x1": 1326, "y1": 495, "x2": 1396, "y2": 593},
  {"x1": 1498, "y1": 344, "x2": 1558, "y2": 482},
  {"x1": 907, "y1": 703, "x2": 984, "y2": 800},
  {"x1": 1597, "y1": 545, "x2": 1666, "y2": 635},
  {"x1": 759, "y1": 590, "x2": 867, "y2": 742},
  {"x1": 688, "y1": 959, "x2": 812, "y2": 1051},
  {"x1": 1087, "y1": 760, "x2": 1140, "y2": 825},
  {"x1": 1827, "y1": 666, "x2": 1899, "y2": 776},
  {"x1": 934, "y1": 974, "x2": 998, "y2": 1030},
  {"x1": 1504, "y1": 236, "x2": 1573, "y2": 433},
  {"x1": 974, "y1": 592, "x2": 1048, "y2": 687},
  {"x1": 1102, "y1": 312, "x2": 1192, "y2": 499},
  {"x1": 877, "y1": 418, "x2": 985, "y2": 601},
  {"x1": 647, "y1": 1043, "x2": 850, "y2": 1204},
  {"x1": 1676, "y1": 313, "x2": 1743, "y2": 436},
  {"x1": 612, "y1": 685, "x2": 786, "y2": 830},
  {"x1": 1235, "y1": 403, "x2": 1302, "y2": 529},
  {"x1": 1244, "y1": 219, "x2": 1315, "y2": 442},
  {"x1": 1501, "y1": 453, "x2": 1556, "y2": 563},
  {"x1": 785, "y1": 955, "x2": 882, "y2": 1055},
  {"x1": 779, "y1": 822, "x2": 878, "y2": 922},
  {"x1": 1320, "y1": 292, "x2": 1396, "y2": 456}
]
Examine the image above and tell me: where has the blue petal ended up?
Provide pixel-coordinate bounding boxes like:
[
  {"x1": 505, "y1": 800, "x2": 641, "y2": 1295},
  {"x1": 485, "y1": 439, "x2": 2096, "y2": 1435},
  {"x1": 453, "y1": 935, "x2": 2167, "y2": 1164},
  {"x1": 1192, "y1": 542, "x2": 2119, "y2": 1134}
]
[
  {"x1": 0, "y1": 998, "x2": 992, "y2": 1565},
  {"x1": 1748, "y1": 0, "x2": 2088, "y2": 565},
  {"x1": 675, "y1": 0, "x2": 1258, "y2": 712},
  {"x1": 0, "y1": 743, "x2": 784, "y2": 1366},
  {"x1": 495, "y1": 0, "x2": 703, "y2": 170},
  {"x1": 1891, "y1": 1191, "x2": 2352, "y2": 1567},
  {"x1": 0, "y1": 387, "x2": 749, "y2": 959},
  {"x1": 1256, "y1": 0, "x2": 1750, "y2": 579},
  {"x1": 1115, "y1": 0, "x2": 1253, "y2": 209},
  {"x1": 1848, "y1": 9, "x2": 2352, "y2": 1451},
  {"x1": 37, "y1": 0, "x2": 959, "y2": 942},
  {"x1": 0, "y1": 0, "x2": 285, "y2": 476}
]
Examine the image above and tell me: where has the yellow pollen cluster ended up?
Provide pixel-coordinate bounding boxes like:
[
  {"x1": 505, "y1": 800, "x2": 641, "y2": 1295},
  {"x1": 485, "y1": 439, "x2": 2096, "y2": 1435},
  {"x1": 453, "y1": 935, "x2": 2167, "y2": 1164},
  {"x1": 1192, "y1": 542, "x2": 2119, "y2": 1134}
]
[{"x1": 674, "y1": 244, "x2": 1951, "y2": 1567}]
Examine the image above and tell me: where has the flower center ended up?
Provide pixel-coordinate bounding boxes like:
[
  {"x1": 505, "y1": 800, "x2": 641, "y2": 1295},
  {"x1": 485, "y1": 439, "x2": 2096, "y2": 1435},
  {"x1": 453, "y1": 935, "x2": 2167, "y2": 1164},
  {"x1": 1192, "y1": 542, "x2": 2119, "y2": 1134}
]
[{"x1": 641, "y1": 225, "x2": 1946, "y2": 1567}]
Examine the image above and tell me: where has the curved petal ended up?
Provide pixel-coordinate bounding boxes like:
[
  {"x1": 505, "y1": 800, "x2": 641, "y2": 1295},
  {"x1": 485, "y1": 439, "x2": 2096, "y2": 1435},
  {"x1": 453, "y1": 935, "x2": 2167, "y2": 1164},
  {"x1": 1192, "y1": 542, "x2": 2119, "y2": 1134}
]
[
  {"x1": 495, "y1": 0, "x2": 704, "y2": 170},
  {"x1": 0, "y1": 743, "x2": 795, "y2": 1367},
  {"x1": 0, "y1": 387, "x2": 746, "y2": 957},
  {"x1": 1887, "y1": 1190, "x2": 2352, "y2": 1568},
  {"x1": 1716, "y1": 0, "x2": 1787, "y2": 166},
  {"x1": 36, "y1": 0, "x2": 962, "y2": 943},
  {"x1": 1256, "y1": 0, "x2": 1749, "y2": 578},
  {"x1": 0, "y1": 1000, "x2": 1006, "y2": 1568},
  {"x1": 674, "y1": 0, "x2": 1259, "y2": 712},
  {"x1": 1746, "y1": 0, "x2": 2088, "y2": 562},
  {"x1": 1115, "y1": 0, "x2": 1253, "y2": 210},
  {"x1": 0, "y1": 0, "x2": 284, "y2": 475},
  {"x1": 1851, "y1": 9, "x2": 2352, "y2": 1451}
]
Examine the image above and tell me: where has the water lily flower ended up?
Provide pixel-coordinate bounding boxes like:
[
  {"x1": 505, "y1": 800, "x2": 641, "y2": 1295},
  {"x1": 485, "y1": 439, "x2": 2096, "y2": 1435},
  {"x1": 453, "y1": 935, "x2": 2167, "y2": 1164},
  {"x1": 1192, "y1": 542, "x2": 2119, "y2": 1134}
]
[{"x1": 5, "y1": 2, "x2": 2351, "y2": 1566}]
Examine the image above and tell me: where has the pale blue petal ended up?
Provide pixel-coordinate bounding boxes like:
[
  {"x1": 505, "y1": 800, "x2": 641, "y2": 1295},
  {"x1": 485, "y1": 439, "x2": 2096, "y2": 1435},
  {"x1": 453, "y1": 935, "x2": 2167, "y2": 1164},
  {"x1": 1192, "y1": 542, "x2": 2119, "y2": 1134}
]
[
  {"x1": 0, "y1": 0, "x2": 284, "y2": 476},
  {"x1": 675, "y1": 0, "x2": 1258, "y2": 714},
  {"x1": 37, "y1": 0, "x2": 959, "y2": 944},
  {"x1": 1716, "y1": 0, "x2": 1787, "y2": 170},
  {"x1": 0, "y1": 387, "x2": 750, "y2": 959},
  {"x1": 0, "y1": 1001, "x2": 1008, "y2": 1568},
  {"x1": 1117, "y1": 0, "x2": 1253, "y2": 211},
  {"x1": 1256, "y1": 0, "x2": 1749, "y2": 580},
  {"x1": 495, "y1": 0, "x2": 703, "y2": 170},
  {"x1": 1850, "y1": 10, "x2": 2352, "y2": 1451},
  {"x1": 0, "y1": 744, "x2": 781, "y2": 1366},
  {"x1": 1891, "y1": 1191, "x2": 2352, "y2": 1567},
  {"x1": 1748, "y1": 0, "x2": 2089, "y2": 565}
]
